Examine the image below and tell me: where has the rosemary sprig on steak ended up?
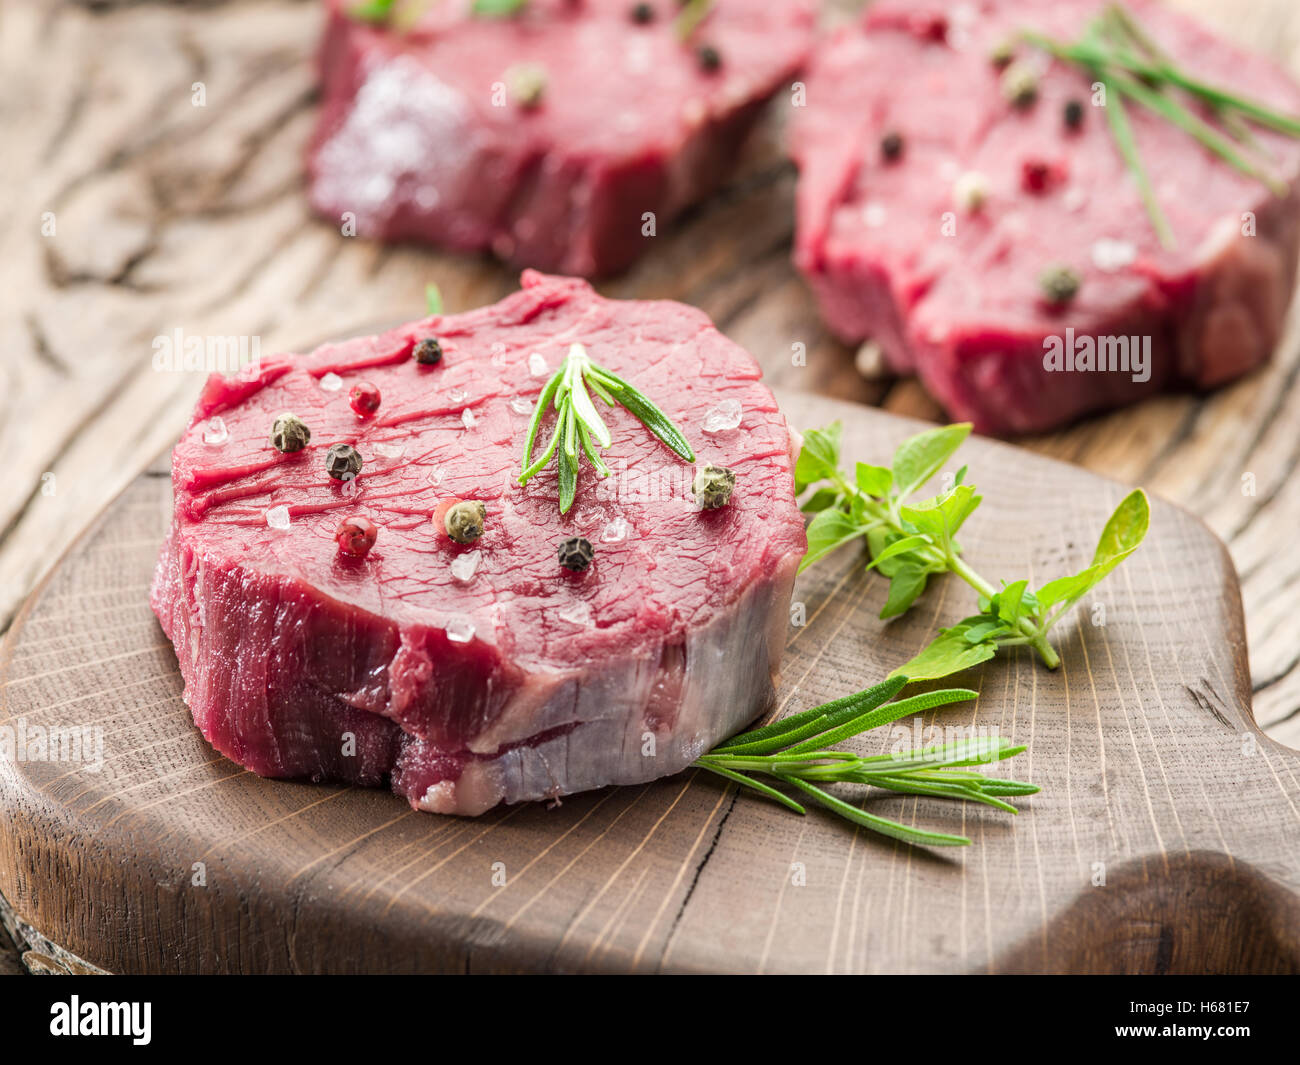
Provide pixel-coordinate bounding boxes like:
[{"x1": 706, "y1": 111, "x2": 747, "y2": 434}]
[
  {"x1": 695, "y1": 676, "x2": 1037, "y2": 847},
  {"x1": 796, "y1": 421, "x2": 1149, "y2": 681},
  {"x1": 1017, "y1": 3, "x2": 1300, "y2": 246},
  {"x1": 519, "y1": 343, "x2": 695, "y2": 513}
]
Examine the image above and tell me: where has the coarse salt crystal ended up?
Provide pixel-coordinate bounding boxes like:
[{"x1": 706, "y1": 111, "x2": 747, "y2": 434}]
[
  {"x1": 265, "y1": 505, "x2": 290, "y2": 530},
  {"x1": 601, "y1": 517, "x2": 630, "y2": 543},
  {"x1": 202, "y1": 417, "x2": 229, "y2": 445},
  {"x1": 528, "y1": 352, "x2": 548, "y2": 377},
  {"x1": 450, "y1": 551, "x2": 480, "y2": 583},
  {"x1": 862, "y1": 202, "x2": 887, "y2": 228},
  {"x1": 373, "y1": 441, "x2": 405, "y2": 459},
  {"x1": 462, "y1": 408, "x2": 476, "y2": 429},
  {"x1": 319, "y1": 372, "x2": 343, "y2": 392},
  {"x1": 445, "y1": 615, "x2": 475, "y2": 643},
  {"x1": 509, "y1": 397, "x2": 533, "y2": 415},
  {"x1": 558, "y1": 602, "x2": 593, "y2": 627},
  {"x1": 703, "y1": 399, "x2": 742, "y2": 434},
  {"x1": 1091, "y1": 238, "x2": 1137, "y2": 272},
  {"x1": 448, "y1": 387, "x2": 467, "y2": 402}
]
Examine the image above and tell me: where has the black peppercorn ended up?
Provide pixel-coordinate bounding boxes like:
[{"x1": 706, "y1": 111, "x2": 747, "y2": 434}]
[
  {"x1": 880, "y1": 131, "x2": 904, "y2": 162},
  {"x1": 413, "y1": 338, "x2": 443, "y2": 365},
  {"x1": 557, "y1": 536, "x2": 595, "y2": 572},
  {"x1": 697, "y1": 44, "x2": 721, "y2": 72},
  {"x1": 693, "y1": 464, "x2": 736, "y2": 509},
  {"x1": 269, "y1": 412, "x2": 311, "y2": 453},
  {"x1": 1064, "y1": 99, "x2": 1085, "y2": 129},
  {"x1": 631, "y1": 2, "x2": 653, "y2": 23},
  {"x1": 325, "y1": 442, "x2": 363, "y2": 481}
]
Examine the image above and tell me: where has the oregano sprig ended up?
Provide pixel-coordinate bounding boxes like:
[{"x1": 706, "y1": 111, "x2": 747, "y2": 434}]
[
  {"x1": 795, "y1": 421, "x2": 1149, "y2": 682},
  {"x1": 518, "y1": 343, "x2": 695, "y2": 513},
  {"x1": 694, "y1": 676, "x2": 1037, "y2": 847}
]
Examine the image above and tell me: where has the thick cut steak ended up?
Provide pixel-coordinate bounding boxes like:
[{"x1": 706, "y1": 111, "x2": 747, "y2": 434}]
[
  {"x1": 150, "y1": 272, "x2": 806, "y2": 815},
  {"x1": 791, "y1": 0, "x2": 1300, "y2": 434},
  {"x1": 309, "y1": 0, "x2": 815, "y2": 277}
]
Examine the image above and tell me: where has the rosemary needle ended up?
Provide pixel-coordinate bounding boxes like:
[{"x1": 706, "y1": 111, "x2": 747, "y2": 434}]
[{"x1": 695, "y1": 679, "x2": 1037, "y2": 848}]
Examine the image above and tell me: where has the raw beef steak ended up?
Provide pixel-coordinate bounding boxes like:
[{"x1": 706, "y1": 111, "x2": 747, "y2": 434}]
[
  {"x1": 309, "y1": 0, "x2": 815, "y2": 276},
  {"x1": 150, "y1": 272, "x2": 806, "y2": 815},
  {"x1": 791, "y1": 0, "x2": 1300, "y2": 434}
]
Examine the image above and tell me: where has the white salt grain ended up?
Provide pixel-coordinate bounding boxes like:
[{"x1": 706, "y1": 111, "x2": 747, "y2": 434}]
[
  {"x1": 445, "y1": 615, "x2": 475, "y2": 643},
  {"x1": 450, "y1": 552, "x2": 481, "y2": 583},
  {"x1": 528, "y1": 352, "x2": 548, "y2": 377},
  {"x1": 702, "y1": 399, "x2": 743, "y2": 434},
  {"x1": 202, "y1": 417, "x2": 229, "y2": 446},
  {"x1": 319, "y1": 372, "x2": 344, "y2": 392},
  {"x1": 265, "y1": 505, "x2": 290, "y2": 530},
  {"x1": 601, "y1": 517, "x2": 630, "y2": 544}
]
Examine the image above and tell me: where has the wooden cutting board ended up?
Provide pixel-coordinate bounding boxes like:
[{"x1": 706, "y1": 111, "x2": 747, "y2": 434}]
[{"x1": 1, "y1": 392, "x2": 1297, "y2": 975}]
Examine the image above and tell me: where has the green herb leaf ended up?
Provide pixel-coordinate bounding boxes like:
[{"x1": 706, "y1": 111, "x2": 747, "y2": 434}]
[
  {"x1": 890, "y1": 626, "x2": 1000, "y2": 682},
  {"x1": 794, "y1": 422, "x2": 843, "y2": 493},
  {"x1": 899, "y1": 483, "x2": 983, "y2": 552},
  {"x1": 856, "y1": 462, "x2": 893, "y2": 498},
  {"x1": 348, "y1": 0, "x2": 398, "y2": 22},
  {"x1": 865, "y1": 534, "x2": 932, "y2": 571},
  {"x1": 890, "y1": 423, "x2": 972, "y2": 500},
  {"x1": 1035, "y1": 489, "x2": 1149, "y2": 614},
  {"x1": 425, "y1": 283, "x2": 443, "y2": 316},
  {"x1": 880, "y1": 564, "x2": 930, "y2": 619},
  {"x1": 799, "y1": 487, "x2": 841, "y2": 514},
  {"x1": 799, "y1": 509, "x2": 868, "y2": 574},
  {"x1": 472, "y1": 0, "x2": 528, "y2": 16}
]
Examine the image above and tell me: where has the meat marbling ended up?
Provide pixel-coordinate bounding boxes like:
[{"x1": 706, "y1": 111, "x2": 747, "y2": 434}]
[
  {"x1": 791, "y1": 0, "x2": 1300, "y2": 434},
  {"x1": 309, "y1": 0, "x2": 816, "y2": 277},
  {"x1": 150, "y1": 272, "x2": 806, "y2": 815}
]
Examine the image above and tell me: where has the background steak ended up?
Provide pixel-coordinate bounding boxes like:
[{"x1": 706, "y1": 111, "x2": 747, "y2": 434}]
[
  {"x1": 791, "y1": 0, "x2": 1300, "y2": 434},
  {"x1": 309, "y1": 0, "x2": 815, "y2": 277},
  {"x1": 150, "y1": 272, "x2": 806, "y2": 815}
]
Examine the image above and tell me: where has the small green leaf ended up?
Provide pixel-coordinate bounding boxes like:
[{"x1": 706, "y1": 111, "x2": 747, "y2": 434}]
[
  {"x1": 794, "y1": 422, "x2": 843, "y2": 493},
  {"x1": 1036, "y1": 490, "x2": 1149, "y2": 612},
  {"x1": 899, "y1": 484, "x2": 982, "y2": 550},
  {"x1": 866, "y1": 534, "x2": 933, "y2": 571},
  {"x1": 890, "y1": 627, "x2": 999, "y2": 682},
  {"x1": 557, "y1": 442, "x2": 577, "y2": 514},
  {"x1": 799, "y1": 509, "x2": 867, "y2": 574},
  {"x1": 425, "y1": 282, "x2": 443, "y2": 316},
  {"x1": 880, "y1": 564, "x2": 929, "y2": 619},
  {"x1": 472, "y1": 0, "x2": 528, "y2": 16},
  {"x1": 348, "y1": 0, "x2": 398, "y2": 22},
  {"x1": 890, "y1": 423, "x2": 971, "y2": 501},
  {"x1": 799, "y1": 488, "x2": 840, "y2": 514},
  {"x1": 855, "y1": 462, "x2": 893, "y2": 498}
]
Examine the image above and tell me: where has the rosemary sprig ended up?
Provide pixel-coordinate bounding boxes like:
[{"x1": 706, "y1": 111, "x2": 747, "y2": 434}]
[
  {"x1": 695, "y1": 676, "x2": 1037, "y2": 847},
  {"x1": 795, "y1": 421, "x2": 1149, "y2": 682},
  {"x1": 518, "y1": 343, "x2": 694, "y2": 513},
  {"x1": 1018, "y1": 3, "x2": 1300, "y2": 245}
]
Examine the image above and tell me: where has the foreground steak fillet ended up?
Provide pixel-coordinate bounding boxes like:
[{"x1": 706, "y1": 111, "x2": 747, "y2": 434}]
[
  {"x1": 791, "y1": 0, "x2": 1300, "y2": 434},
  {"x1": 309, "y1": 0, "x2": 815, "y2": 276},
  {"x1": 150, "y1": 273, "x2": 806, "y2": 815}
]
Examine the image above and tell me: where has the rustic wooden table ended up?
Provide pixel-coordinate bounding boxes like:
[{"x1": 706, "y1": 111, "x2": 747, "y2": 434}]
[{"x1": 3, "y1": 0, "x2": 1300, "y2": 973}]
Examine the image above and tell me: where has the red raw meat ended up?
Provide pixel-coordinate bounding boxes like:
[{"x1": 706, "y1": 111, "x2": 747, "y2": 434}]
[
  {"x1": 309, "y1": 0, "x2": 815, "y2": 276},
  {"x1": 151, "y1": 272, "x2": 806, "y2": 814},
  {"x1": 791, "y1": 0, "x2": 1300, "y2": 434}
]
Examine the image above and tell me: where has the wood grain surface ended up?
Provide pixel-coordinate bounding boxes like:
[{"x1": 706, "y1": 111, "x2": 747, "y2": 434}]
[
  {"x1": 0, "y1": 394, "x2": 1297, "y2": 974},
  {"x1": 2, "y1": 0, "x2": 1300, "y2": 973}
]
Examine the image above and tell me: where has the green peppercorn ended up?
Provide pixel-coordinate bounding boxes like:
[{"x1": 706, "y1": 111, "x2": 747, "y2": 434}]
[
  {"x1": 697, "y1": 44, "x2": 722, "y2": 72},
  {"x1": 1039, "y1": 265, "x2": 1081, "y2": 306},
  {"x1": 444, "y1": 500, "x2": 487, "y2": 544},
  {"x1": 557, "y1": 536, "x2": 594, "y2": 572},
  {"x1": 1064, "y1": 99, "x2": 1085, "y2": 129},
  {"x1": 692, "y1": 464, "x2": 736, "y2": 509},
  {"x1": 413, "y1": 337, "x2": 443, "y2": 365},
  {"x1": 269, "y1": 412, "x2": 311, "y2": 454},
  {"x1": 508, "y1": 63, "x2": 547, "y2": 109},
  {"x1": 989, "y1": 39, "x2": 1016, "y2": 69},
  {"x1": 325, "y1": 443, "x2": 363, "y2": 481},
  {"x1": 1001, "y1": 61, "x2": 1038, "y2": 108},
  {"x1": 631, "y1": 2, "x2": 653, "y2": 22},
  {"x1": 880, "y1": 131, "x2": 904, "y2": 162}
]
